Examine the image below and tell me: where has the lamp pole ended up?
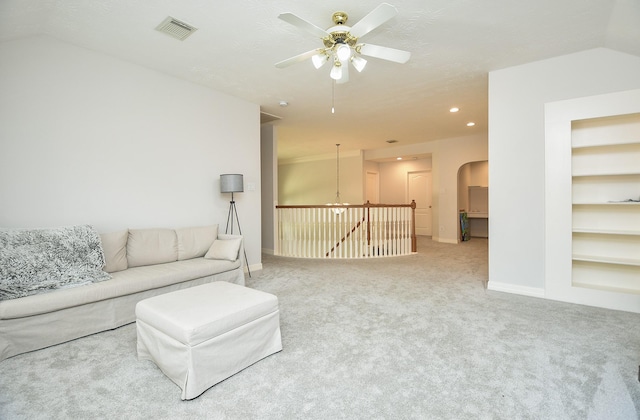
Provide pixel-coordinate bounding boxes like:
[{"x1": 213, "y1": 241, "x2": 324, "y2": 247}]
[{"x1": 220, "y1": 174, "x2": 251, "y2": 278}]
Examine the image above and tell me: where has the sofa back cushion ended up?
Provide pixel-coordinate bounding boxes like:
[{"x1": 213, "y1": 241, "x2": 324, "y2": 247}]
[
  {"x1": 127, "y1": 229, "x2": 178, "y2": 268},
  {"x1": 175, "y1": 225, "x2": 218, "y2": 261},
  {"x1": 100, "y1": 230, "x2": 129, "y2": 273}
]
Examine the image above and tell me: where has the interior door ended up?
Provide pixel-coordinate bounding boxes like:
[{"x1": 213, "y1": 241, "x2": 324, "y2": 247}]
[
  {"x1": 365, "y1": 171, "x2": 379, "y2": 203},
  {"x1": 408, "y1": 171, "x2": 432, "y2": 236}
]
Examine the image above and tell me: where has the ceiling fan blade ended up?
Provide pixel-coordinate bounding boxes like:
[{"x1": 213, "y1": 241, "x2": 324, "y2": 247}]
[
  {"x1": 349, "y1": 3, "x2": 398, "y2": 39},
  {"x1": 358, "y1": 43, "x2": 411, "y2": 64},
  {"x1": 275, "y1": 49, "x2": 321, "y2": 68},
  {"x1": 337, "y1": 61, "x2": 350, "y2": 84},
  {"x1": 278, "y1": 13, "x2": 330, "y2": 39}
]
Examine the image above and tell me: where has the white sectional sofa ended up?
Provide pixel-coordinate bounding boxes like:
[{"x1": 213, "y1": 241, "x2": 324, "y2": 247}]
[{"x1": 0, "y1": 225, "x2": 245, "y2": 362}]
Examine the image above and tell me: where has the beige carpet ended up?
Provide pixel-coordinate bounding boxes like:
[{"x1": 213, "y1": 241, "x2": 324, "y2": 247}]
[{"x1": 1, "y1": 236, "x2": 639, "y2": 419}]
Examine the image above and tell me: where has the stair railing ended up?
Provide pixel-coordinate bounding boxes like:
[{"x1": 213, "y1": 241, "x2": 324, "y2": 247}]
[{"x1": 275, "y1": 201, "x2": 416, "y2": 258}]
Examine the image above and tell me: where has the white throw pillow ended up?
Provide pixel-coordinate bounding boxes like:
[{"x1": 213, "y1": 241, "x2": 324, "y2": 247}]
[{"x1": 204, "y1": 238, "x2": 242, "y2": 261}]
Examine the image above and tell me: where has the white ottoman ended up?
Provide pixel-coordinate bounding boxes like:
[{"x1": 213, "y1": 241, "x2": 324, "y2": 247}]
[{"x1": 135, "y1": 281, "x2": 282, "y2": 400}]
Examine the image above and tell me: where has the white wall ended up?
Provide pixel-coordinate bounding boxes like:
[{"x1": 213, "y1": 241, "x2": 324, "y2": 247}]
[
  {"x1": 0, "y1": 36, "x2": 262, "y2": 270},
  {"x1": 260, "y1": 125, "x2": 277, "y2": 254},
  {"x1": 277, "y1": 137, "x2": 488, "y2": 244},
  {"x1": 365, "y1": 133, "x2": 488, "y2": 243},
  {"x1": 363, "y1": 160, "x2": 380, "y2": 203},
  {"x1": 488, "y1": 48, "x2": 640, "y2": 296},
  {"x1": 378, "y1": 158, "x2": 432, "y2": 204},
  {"x1": 458, "y1": 164, "x2": 472, "y2": 212},
  {"x1": 278, "y1": 152, "x2": 363, "y2": 205}
]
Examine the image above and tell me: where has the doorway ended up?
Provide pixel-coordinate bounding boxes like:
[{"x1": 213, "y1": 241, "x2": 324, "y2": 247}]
[
  {"x1": 365, "y1": 171, "x2": 379, "y2": 203},
  {"x1": 457, "y1": 161, "x2": 489, "y2": 240},
  {"x1": 408, "y1": 171, "x2": 432, "y2": 236}
]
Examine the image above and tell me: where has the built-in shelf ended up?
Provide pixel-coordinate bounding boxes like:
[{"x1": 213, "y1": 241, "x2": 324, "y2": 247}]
[
  {"x1": 573, "y1": 202, "x2": 640, "y2": 206},
  {"x1": 571, "y1": 139, "x2": 640, "y2": 149},
  {"x1": 570, "y1": 112, "x2": 640, "y2": 296},
  {"x1": 571, "y1": 281, "x2": 640, "y2": 296},
  {"x1": 572, "y1": 228, "x2": 640, "y2": 236},
  {"x1": 572, "y1": 254, "x2": 640, "y2": 267},
  {"x1": 545, "y1": 91, "x2": 640, "y2": 312},
  {"x1": 573, "y1": 171, "x2": 640, "y2": 177}
]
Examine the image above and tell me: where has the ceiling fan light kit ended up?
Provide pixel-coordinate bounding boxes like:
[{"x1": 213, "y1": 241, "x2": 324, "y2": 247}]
[
  {"x1": 336, "y1": 43, "x2": 352, "y2": 61},
  {"x1": 330, "y1": 62, "x2": 343, "y2": 80},
  {"x1": 312, "y1": 53, "x2": 329, "y2": 69},
  {"x1": 275, "y1": 3, "x2": 411, "y2": 84},
  {"x1": 351, "y1": 55, "x2": 367, "y2": 72}
]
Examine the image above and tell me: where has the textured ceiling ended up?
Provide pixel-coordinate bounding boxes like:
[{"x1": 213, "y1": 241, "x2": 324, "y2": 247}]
[{"x1": 1, "y1": 0, "x2": 639, "y2": 161}]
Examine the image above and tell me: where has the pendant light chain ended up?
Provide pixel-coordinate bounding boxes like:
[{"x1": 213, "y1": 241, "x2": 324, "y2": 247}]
[{"x1": 335, "y1": 143, "x2": 340, "y2": 203}]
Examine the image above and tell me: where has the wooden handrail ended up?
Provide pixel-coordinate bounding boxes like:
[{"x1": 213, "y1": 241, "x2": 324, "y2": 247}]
[{"x1": 276, "y1": 202, "x2": 416, "y2": 209}]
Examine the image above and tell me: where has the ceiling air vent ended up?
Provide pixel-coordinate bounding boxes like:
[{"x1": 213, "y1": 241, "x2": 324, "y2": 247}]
[{"x1": 155, "y1": 16, "x2": 197, "y2": 41}]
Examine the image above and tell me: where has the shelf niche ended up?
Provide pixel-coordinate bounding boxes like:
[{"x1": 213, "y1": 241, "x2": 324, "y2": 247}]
[
  {"x1": 458, "y1": 161, "x2": 488, "y2": 239},
  {"x1": 570, "y1": 113, "x2": 640, "y2": 295},
  {"x1": 545, "y1": 89, "x2": 640, "y2": 314}
]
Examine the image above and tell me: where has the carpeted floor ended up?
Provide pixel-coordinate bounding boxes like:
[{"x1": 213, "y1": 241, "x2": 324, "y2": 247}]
[{"x1": 0, "y1": 237, "x2": 638, "y2": 419}]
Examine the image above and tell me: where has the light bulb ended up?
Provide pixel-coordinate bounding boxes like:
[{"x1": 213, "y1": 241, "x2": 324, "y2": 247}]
[{"x1": 336, "y1": 43, "x2": 351, "y2": 61}]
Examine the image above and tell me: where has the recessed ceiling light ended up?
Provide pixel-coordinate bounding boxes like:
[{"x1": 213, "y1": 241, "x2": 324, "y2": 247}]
[
  {"x1": 397, "y1": 157, "x2": 403, "y2": 160},
  {"x1": 450, "y1": 107, "x2": 459, "y2": 113},
  {"x1": 279, "y1": 101, "x2": 288, "y2": 107},
  {"x1": 467, "y1": 122, "x2": 475, "y2": 126}
]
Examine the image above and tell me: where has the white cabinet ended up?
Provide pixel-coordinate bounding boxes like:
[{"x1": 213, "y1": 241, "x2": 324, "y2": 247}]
[{"x1": 571, "y1": 114, "x2": 640, "y2": 294}]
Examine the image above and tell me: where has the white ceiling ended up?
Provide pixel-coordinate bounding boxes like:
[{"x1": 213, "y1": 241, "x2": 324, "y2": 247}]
[{"x1": 1, "y1": 0, "x2": 639, "y2": 161}]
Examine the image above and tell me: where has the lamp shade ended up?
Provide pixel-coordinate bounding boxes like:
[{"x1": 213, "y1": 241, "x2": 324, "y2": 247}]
[
  {"x1": 330, "y1": 63, "x2": 342, "y2": 80},
  {"x1": 351, "y1": 55, "x2": 367, "y2": 72},
  {"x1": 312, "y1": 53, "x2": 328, "y2": 69},
  {"x1": 220, "y1": 174, "x2": 243, "y2": 193}
]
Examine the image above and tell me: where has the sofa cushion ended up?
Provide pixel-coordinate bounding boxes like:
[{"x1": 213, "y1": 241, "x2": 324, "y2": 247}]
[
  {"x1": 204, "y1": 237, "x2": 242, "y2": 261},
  {"x1": 176, "y1": 225, "x2": 218, "y2": 261},
  {"x1": 127, "y1": 229, "x2": 178, "y2": 268},
  {"x1": 0, "y1": 257, "x2": 241, "y2": 319},
  {"x1": 100, "y1": 230, "x2": 129, "y2": 273}
]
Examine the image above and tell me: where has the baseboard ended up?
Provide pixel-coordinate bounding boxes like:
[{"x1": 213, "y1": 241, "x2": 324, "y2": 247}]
[
  {"x1": 262, "y1": 248, "x2": 274, "y2": 256},
  {"x1": 432, "y1": 236, "x2": 459, "y2": 244},
  {"x1": 246, "y1": 263, "x2": 263, "y2": 276},
  {"x1": 487, "y1": 281, "x2": 545, "y2": 299}
]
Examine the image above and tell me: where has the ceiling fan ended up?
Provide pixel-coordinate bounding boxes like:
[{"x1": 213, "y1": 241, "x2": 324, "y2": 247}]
[{"x1": 275, "y1": 3, "x2": 411, "y2": 84}]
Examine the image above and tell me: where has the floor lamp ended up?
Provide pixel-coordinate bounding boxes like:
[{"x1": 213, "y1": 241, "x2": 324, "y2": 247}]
[{"x1": 220, "y1": 174, "x2": 251, "y2": 278}]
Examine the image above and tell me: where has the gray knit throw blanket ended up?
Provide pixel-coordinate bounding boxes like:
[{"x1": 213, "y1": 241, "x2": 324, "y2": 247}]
[{"x1": 0, "y1": 225, "x2": 111, "y2": 301}]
